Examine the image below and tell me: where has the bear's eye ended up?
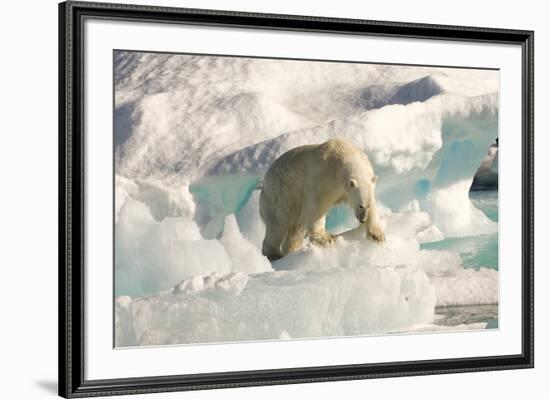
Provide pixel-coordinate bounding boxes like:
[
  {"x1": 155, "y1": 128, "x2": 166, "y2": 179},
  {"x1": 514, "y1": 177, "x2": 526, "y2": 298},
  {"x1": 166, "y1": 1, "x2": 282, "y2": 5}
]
[{"x1": 358, "y1": 204, "x2": 365, "y2": 210}]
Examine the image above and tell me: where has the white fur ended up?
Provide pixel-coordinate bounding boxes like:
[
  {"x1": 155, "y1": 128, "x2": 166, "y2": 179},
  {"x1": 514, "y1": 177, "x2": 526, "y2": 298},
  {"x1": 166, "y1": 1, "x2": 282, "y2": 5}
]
[{"x1": 260, "y1": 138, "x2": 384, "y2": 260}]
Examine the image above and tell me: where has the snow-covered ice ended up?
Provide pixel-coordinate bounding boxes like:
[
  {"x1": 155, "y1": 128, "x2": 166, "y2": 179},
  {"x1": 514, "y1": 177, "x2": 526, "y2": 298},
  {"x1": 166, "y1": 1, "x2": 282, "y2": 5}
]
[
  {"x1": 116, "y1": 263, "x2": 436, "y2": 346},
  {"x1": 113, "y1": 51, "x2": 499, "y2": 346},
  {"x1": 219, "y1": 215, "x2": 272, "y2": 275},
  {"x1": 115, "y1": 205, "x2": 497, "y2": 346}
]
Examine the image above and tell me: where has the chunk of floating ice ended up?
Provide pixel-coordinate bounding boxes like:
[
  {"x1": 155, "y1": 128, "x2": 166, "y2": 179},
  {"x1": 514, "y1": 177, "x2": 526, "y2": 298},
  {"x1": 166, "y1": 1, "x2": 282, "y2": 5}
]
[
  {"x1": 416, "y1": 225, "x2": 445, "y2": 243},
  {"x1": 115, "y1": 296, "x2": 137, "y2": 347},
  {"x1": 272, "y1": 213, "x2": 425, "y2": 273},
  {"x1": 115, "y1": 196, "x2": 273, "y2": 297},
  {"x1": 279, "y1": 330, "x2": 291, "y2": 340},
  {"x1": 416, "y1": 250, "x2": 498, "y2": 306},
  {"x1": 236, "y1": 190, "x2": 265, "y2": 250},
  {"x1": 115, "y1": 295, "x2": 132, "y2": 308},
  {"x1": 220, "y1": 214, "x2": 272, "y2": 274},
  {"x1": 115, "y1": 175, "x2": 195, "y2": 222},
  {"x1": 115, "y1": 197, "x2": 232, "y2": 297},
  {"x1": 429, "y1": 267, "x2": 497, "y2": 307},
  {"x1": 422, "y1": 180, "x2": 497, "y2": 237},
  {"x1": 214, "y1": 272, "x2": 249, "y2": 297},
  {"x1": 203, "y1": 271, "x2": 224, "y2": 290},
  {"x1": 173, "y1": 272, "x2": 249, "y2": 297},
  {"x1": 173, "y1": 275, "x2": 204, "y2": 294},
  {"x1": 116, "y1": 265, "x2": 436, "y2": 346}
]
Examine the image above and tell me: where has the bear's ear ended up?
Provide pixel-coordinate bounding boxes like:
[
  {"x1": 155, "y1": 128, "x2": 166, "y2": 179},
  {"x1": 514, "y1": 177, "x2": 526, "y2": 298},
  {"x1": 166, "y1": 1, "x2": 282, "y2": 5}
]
[
  {"x1": 349, "y1": 178, "x2": 358, "y2": 188},
  {"x1": 371, "y1": 175, "x2": 378, "y2": 184}
]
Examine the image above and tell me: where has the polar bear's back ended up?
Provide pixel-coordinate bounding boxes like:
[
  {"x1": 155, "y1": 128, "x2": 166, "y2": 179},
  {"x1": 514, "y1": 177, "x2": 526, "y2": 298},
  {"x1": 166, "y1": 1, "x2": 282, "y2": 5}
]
[
  {"x1": 318, "y1": 138, "x2": 374, "y2": 173},
  {"x1": 262, "y1": 138, "x2": 373, "y2": 190},
  {"x1": 263, "y1": 143, "x2": 320, "y2": 189}
]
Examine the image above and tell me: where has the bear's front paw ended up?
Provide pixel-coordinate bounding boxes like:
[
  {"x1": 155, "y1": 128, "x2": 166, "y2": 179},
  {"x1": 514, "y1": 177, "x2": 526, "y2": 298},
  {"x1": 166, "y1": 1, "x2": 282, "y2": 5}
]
[
  {"x1": 367, "y1": 223, "x2": 385, "y2": 243},
  {"x1": 311, "y1": 232, "x2": 336, "y2": 248}
]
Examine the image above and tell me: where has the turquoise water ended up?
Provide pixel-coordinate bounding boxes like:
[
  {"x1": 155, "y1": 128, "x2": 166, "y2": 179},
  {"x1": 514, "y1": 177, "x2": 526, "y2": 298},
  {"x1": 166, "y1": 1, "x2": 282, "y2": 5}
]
[{"x1": 421, "y1": 191, "x2": 498, "y2": 270}]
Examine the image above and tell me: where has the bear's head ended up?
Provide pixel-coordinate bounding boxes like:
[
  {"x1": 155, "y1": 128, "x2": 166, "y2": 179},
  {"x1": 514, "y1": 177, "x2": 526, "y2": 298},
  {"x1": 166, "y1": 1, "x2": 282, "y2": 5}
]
[{"x1": 347, "y1": 174, "x2": 378, "y2": 224}]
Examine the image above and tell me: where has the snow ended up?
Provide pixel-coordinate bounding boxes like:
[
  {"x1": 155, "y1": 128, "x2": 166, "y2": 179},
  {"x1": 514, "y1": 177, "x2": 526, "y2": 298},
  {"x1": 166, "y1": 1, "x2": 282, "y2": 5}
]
[
  {"x1": 429, "y1": 267, "x2": 498, "y2": 307},
  {"x1": 173, "y1": 275, "x2": 204, "y2": 295},
  {"x1": 115, "y1": 175, "x2": 195, "y2": 222},
  {"x1": 115, "y1": 199, "x2": 272, "y2": 297},
  {"x1": 115, "y1": 296, "x2": 137, "y2": 347},
  {"x1": 115, "y1": 197, "x2": 233, "y2": 297},
  {"x1": 417, "y1": 225, "x2": 445, "y2": 243},
  {"x1": 113, "y1": 51, "x2": 499, "y2": 345},
  {"x1": 219, "y1": 215, "x2": 272, "y2": 274},
  {"x1": 235, "y1": 190, "x2": 265, "y2": 250},
  {"x1": 422, "y1": 180, "x2": 497, "y2": 237},
  {"x1": 211, "y1": 93, "x2": 497, "y2": 177},
  {"x1": 116, "y1": 265, "x2": 436, "y2": 346}
]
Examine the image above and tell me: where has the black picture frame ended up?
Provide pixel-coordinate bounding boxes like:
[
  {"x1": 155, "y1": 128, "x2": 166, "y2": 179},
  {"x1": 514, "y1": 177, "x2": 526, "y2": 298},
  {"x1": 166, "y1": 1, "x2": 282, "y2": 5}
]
[{"x1": 59, "y1": 1, "x2": 534, "y2": 397}]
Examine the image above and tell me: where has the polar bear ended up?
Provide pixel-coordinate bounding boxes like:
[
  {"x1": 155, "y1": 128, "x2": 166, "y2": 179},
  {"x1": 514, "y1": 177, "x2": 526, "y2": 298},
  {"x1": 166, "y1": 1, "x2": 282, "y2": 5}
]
[{"x1": 259, "y1": 137, "x2": 385, "y2": 260}]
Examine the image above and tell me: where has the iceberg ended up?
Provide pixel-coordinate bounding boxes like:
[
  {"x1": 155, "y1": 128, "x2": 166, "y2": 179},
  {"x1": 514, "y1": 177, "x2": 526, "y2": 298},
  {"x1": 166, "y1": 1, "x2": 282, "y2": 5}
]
[
  {"x1": 114, "y1": 201, "x2": 497, "y2": 346},
  {"x1": 113, "y1": 51, "x2": 499, "y2": 345},
  {"x1": 115, "y1": 198, "x2": 272, "y2": 297},
  {"x1": 115, "y1": 197, "x2": 233, "y2": 297}
]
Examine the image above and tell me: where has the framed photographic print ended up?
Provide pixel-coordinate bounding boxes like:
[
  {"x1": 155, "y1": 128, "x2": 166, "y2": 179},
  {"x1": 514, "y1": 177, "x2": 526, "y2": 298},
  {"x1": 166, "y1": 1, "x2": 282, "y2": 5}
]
[{"x1": 59, "y1": 1, "x2": 534, "y2": 397}]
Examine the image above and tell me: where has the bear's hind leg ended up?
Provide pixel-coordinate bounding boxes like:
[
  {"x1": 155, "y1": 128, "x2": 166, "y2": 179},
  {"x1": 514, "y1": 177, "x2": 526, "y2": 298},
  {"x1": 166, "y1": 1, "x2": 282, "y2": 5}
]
[
  {"x1": 308, "y1": 216, "x2": 336, "y2": 247},
  {"x1": 281, "y1": 224, "x2": 305, "y2": 256}
]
